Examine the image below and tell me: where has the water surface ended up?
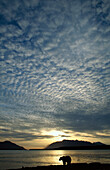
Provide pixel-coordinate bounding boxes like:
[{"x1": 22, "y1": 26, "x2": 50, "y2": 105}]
[{"x1": 0, "y1": 150, "x2": 110, "y2": 170}]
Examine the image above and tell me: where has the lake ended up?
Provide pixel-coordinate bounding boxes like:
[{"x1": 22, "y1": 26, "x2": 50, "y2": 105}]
[{"x1": 0, "y1": 150, "x2": 110, "y2": 170}]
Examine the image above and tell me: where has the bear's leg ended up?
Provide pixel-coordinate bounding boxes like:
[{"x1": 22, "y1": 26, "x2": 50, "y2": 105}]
[
  {"x1": 63, "y1": 160, "x2": 66, "y2": 165},
  {"x1": 67, "y1": 161, "x2": 70, "y2": 165}
]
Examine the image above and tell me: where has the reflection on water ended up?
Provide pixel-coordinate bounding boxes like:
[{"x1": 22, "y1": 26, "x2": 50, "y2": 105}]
[{"x1": 0, "y1": 150, "x2": 110, "y2": 170}]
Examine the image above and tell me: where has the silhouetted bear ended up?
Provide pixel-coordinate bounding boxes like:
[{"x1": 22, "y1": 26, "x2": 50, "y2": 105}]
[{"x1": 59, "y1": 156, "x2": 71, "y2": 165}]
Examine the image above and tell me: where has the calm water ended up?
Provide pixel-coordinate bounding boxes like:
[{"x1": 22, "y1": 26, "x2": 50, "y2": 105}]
[{"x1": 0, "y1": 150, "x2": 110, "y2": 170}]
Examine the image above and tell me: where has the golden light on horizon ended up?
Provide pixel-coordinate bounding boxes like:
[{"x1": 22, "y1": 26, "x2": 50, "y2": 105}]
[
  {"x1": 8, "y1": 129, "x2": 110, "y2": 150},
  {"x1": 48, "y1": 130, "x2": 65, "y2": 137},
  {"x1": 42, "y1": 129, "x2": 68, "y2": 142}
]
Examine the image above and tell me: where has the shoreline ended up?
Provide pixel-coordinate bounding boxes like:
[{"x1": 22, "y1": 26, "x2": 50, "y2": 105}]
[{"x1": 8, "y1": 163, "x2": 110, "y2": 170}]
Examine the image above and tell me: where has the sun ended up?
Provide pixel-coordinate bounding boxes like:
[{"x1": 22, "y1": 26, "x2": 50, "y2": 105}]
[
  {"x1": 41, "y1": 129, "x2": 68, "y2": 142},
  {"x1": 48, "y1": 130, "x2": 65, "y2": 137}
]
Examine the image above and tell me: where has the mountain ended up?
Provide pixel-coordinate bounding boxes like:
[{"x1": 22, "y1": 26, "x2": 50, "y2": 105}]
[
  {"x1": 45, "y1": 140, "x2": 110, "y2": 150},
  {"x1": 0, "y1": 141, "x2": 26, "y2": 150}
]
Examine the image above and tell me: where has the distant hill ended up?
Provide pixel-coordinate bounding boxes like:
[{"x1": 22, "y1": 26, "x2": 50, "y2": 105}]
[
  {"x1": 45, "y1": 140, "x2": 110, "y2": 150},
  {"x1": 0, "y1": 141, "x2": 26, "y2": 150}
]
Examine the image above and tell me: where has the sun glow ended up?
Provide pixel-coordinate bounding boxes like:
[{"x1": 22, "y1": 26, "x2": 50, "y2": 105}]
[
  {"x1": 41, "y1": 129, "x2": 70, "y2": 142},
  {"x1": 48, "y1": 130, "x2": 65, "y2": 137}
]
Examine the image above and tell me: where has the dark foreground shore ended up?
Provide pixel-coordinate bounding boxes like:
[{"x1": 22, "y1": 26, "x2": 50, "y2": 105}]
[{"x1": 9, "y1": 163, "x2": 110, "y2": 170}]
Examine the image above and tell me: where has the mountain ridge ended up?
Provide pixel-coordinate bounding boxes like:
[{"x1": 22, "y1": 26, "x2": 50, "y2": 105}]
[
  {"x1": 0, "y1": 141, "x2": 26, "y2": 150},
  {"x1": 45, "y1": 139, "x2": 110, "y2": 150}
]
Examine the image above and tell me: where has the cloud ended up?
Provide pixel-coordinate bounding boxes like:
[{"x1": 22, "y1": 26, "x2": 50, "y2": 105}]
[
  {"x1": 0, "y1": 130, "x2": 53, "y2": 141},
  {"x1": 0, "y1": 0, "x2": 110, "y2": 146}
]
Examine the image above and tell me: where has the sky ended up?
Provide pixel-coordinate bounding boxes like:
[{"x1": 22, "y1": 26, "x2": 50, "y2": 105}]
[{"x1": 0, "y1": 0, "x2": 110, "y2": 149}]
